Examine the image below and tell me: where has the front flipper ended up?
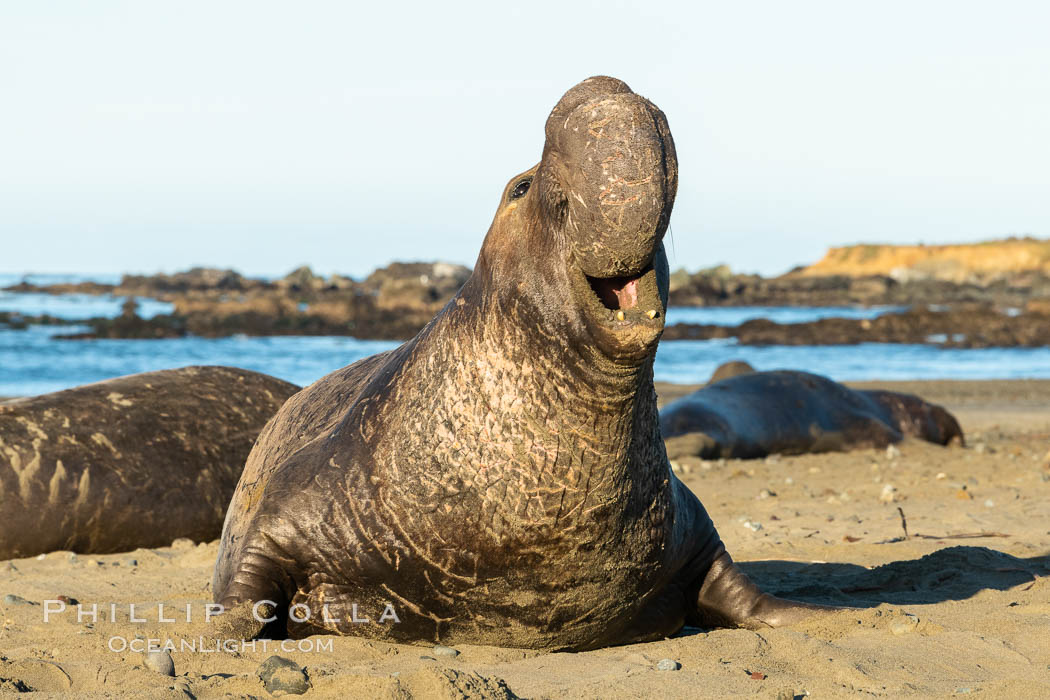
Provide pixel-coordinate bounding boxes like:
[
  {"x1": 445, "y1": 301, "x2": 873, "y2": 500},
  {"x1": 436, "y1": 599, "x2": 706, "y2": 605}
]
[
  {"x1": 213, "y1": 600, "x2": 279, "y2": 641},
  {"x1": 672, "y1": 478, "x2": 841, "y2": 630},
  {"x1": 213, "y1": 542, "x2": 294, "y2": 640},
  {"x1": 693, "y1": 550, "x2": 838, "y2": 629}
]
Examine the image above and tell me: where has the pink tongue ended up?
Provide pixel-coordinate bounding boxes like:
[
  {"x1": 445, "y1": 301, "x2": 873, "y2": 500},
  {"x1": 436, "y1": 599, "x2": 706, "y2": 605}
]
[{"x1": 615, "y1": 278, "x2": 639, "y2": 309}]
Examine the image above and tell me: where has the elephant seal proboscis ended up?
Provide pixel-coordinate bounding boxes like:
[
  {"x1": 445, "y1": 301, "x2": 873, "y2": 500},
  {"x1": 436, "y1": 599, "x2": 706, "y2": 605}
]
[
  {"x1": 213, "y1": 76, "x2": 836, "y2": 650},
  {"x1": 0, "y1": 366, "x2": 299, "y2": 559},
  {"x1": 661, "y1": 366, "x2": 964, "y2": 460}
]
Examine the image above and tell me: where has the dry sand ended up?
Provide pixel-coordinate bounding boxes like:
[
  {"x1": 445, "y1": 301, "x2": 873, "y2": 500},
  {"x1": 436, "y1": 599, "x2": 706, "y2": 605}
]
[{"x1": 1, "y1": 380, "x2": 1048, "y2": 698}]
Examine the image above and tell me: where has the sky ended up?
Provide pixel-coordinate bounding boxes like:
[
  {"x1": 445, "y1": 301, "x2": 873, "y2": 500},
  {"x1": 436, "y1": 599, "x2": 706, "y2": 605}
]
[{"x1": 1, "y1": 0, "x2": 1048, "y2": 279}]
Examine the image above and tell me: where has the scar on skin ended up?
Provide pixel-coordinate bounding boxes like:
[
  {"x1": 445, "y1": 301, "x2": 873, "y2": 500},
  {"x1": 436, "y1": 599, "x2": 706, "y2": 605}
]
[
  {"x1": 91, "y1": 433, "x2": 122, "y2": 458},
  {"x1": 107, "y1": 392, "x2": 133, "y2": 407}
]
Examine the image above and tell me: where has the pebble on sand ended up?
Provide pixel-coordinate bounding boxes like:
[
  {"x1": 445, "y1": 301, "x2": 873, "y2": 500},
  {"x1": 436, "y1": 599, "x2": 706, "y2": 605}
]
[
  {"x1": 890, "y1": 614, "x2": 920, "y2": 635},
  {"x1": 656, "y1": 658, "x2": 680, "y2": 671},
  {"x1": 257, "y1": 655, "x2": 310, "y2": 696},
  {"x1": 144, "y1": 650, "x2": 175, "y2": 676},
  {"x1": 433, "y1": 644, "x2": 460, "y2": 657}
]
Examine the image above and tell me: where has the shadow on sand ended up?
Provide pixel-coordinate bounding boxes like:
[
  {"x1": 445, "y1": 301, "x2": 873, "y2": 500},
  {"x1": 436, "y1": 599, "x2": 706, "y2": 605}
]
[{"x1": 737, "y1": 545, "x2": 1050, "y2": 607}]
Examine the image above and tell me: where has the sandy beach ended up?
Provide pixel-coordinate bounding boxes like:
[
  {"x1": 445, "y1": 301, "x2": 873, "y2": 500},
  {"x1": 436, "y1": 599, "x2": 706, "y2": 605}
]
[{"x1": 1, "y1": 379, "x2": 1048, "y2": 698}]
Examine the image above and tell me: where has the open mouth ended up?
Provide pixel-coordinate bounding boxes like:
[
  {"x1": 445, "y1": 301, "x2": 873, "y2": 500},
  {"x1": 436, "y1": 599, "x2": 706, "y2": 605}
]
[
  {"x1": 583, "y1": 263, "x2": 662, "y2": 324},
  {"x1": 587, "y1": 269, "x2": 645, "y2": 311},
  {"x1": 570, "y1": 255, "x2": 665, "y2": 360}
]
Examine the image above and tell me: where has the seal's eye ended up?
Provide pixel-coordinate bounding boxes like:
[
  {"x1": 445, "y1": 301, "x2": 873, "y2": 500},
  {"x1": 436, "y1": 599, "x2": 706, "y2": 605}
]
[{"x1": 509, "y1": 177, "x2": 532, "y2": 201}]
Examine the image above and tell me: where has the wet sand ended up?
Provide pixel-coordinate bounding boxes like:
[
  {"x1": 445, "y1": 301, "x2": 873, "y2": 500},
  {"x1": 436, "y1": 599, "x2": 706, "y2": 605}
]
[{"x1": 1, "y1": 380, "x2": 1048, "y2": 697}]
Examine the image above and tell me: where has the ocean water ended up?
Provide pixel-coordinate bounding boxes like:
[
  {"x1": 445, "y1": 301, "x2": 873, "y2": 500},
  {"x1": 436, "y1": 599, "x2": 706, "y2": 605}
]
[
  {"x1": 0, "y1": 272, "x2": 173, "y2": 320},
  {"x1": 3, "y1": 324, "x2": 1050, "y2": 397},
  {"x1": 0, "y1": 291, "x2": 174, "y2": 320},
  {"x1": 0, "y1": 296, "x2": 903, "y2": 326},
  {"x1": 663, "y1": 305, "x2": 907, "y2": 326},
  {"x1": 1, "y1": 288, "x2": 1048, "y2": 396},
  {"x1": 653, "y1": 339, "x2": 1050, "y2": 385},
  {"x1": 0, "y1": 325, "x2": 397, "y2": 396},
  {"x1": 0, "y1": 272, "x2": 124, "y2": 287}
]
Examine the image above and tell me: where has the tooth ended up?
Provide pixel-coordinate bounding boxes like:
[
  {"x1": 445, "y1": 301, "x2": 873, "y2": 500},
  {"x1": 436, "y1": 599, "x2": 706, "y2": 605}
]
[
  {"x1": 616, "y1": 310, "x2": 625, "y2": 321},
  {"x1": 646, "y1": 309, "x2": 657, "y2": 319}
]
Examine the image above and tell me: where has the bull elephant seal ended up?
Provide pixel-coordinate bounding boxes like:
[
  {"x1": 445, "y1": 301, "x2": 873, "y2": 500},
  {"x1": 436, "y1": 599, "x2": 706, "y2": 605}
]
[
  {"x1": 213, "y1": 76, "x2": 833, "y2": 651},
  {"x1": 0, "y1": 366, "x2": 298, "y2": 559},
  {"x1": 661, "y1": 369, "x2": 964, "y2": 460}
]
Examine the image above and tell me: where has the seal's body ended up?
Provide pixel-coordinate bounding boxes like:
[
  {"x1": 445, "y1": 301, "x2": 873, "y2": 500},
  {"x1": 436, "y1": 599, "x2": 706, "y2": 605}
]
[
  {"x1": 0, "y1": 366, "x2": 299, "y2": 559},
  {"x1": 214, "y1": 77, "x2": 832, "y2": 650},
  {"x1": 661, "y1": 369, "x2": 963, "y2": 459}
]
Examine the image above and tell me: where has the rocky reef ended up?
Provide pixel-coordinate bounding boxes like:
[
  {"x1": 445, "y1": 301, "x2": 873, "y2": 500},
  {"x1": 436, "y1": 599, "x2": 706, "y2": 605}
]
[
  {"x1": 29, "y1": 263, "x2": 473, "y2": 341},
  {"x1": 667, "y1": 265, "x2": 1050, "y2": 309},
  {"x1": 4, "y1": 238, "x2": 1050, "y2": 346},
  {"x1": 662, "y1": 304, "x2": 1050, "y2": 348}
]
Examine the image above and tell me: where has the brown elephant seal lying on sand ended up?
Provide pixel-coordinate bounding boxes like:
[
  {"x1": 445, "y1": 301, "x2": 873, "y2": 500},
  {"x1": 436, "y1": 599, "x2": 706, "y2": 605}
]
[
  {"x1": 661, "y1": 364, "x2": 964, "y2": 460},
  {"x1": 0, "y1": 366, "x2": 298, "y2": 559},
  {"x1": 213, "y1": 76, "x2": 836, "y2": 651}
]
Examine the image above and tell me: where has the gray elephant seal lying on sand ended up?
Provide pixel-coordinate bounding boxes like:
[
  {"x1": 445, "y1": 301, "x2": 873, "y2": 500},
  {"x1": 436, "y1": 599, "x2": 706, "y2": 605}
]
[
  {"x1": 661, "y1": 363, "x2": 964, "y2": 459},
  {"x1": 213, "y1": 76, "x2": 835, "y2": 651},
  {"x1": 0, "y1": 366, "x2": 298, "y2": 559}
]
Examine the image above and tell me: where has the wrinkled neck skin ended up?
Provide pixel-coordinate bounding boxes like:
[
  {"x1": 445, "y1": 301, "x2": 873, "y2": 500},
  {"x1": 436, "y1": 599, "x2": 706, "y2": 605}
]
[
  {"x1": 365, "y1": 191, "x2": 671, "y2": 572},
  {"x1": 470, "y1": 191, "x2": 656, "y2": 411}
]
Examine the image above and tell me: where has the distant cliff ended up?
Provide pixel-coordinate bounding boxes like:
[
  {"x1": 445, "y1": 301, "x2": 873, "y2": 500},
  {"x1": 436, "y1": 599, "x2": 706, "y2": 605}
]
[{"x1": 794, "y1": 237, "x2": 1050, "y2": 283}]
